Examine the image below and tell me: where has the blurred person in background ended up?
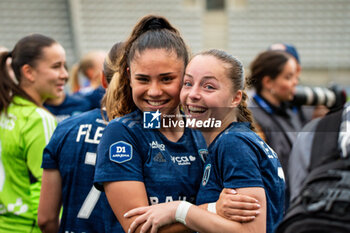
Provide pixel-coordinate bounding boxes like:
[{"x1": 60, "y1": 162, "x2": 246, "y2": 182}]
[
  {"x1": 247, "y1": 50, "x2": 301, "y2": 207},
  {"x1": 44, "y1": 81, "x2": 92, "y2": 123},
  {"x1": 70, "y1": 50, "x2": 106, "y2": 109},
  {"x1": 38, "y1": 42, "x2": 123, "y2": 233},
  {"x1": 0, "y1": 34, "x2": 67, "y2": 233},
  {"x1": 268, "y1": 43, "x2": 301, "y2": 81},
  {"x1": 268, "y1": 43, "x2": 329, "y2": 119}
]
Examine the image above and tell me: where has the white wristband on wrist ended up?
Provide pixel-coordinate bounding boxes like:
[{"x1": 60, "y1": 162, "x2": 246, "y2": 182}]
[
  {"x1": 207, "y1": 202, "x2": 216, "y2": 214},
  {"x1": 175, "y1": 201, "x2": 192, "y2": 225}
]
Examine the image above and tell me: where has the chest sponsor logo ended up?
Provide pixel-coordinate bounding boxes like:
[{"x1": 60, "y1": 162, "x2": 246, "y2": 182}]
[
  {"x1": 171, "y1": 155, "x2": 196, "y2": 165},
  {"x1": 109, "y1": 141, "x2": 133, "y2": 163},
  {"x1": 143, "y1": 110, "x2": 161, "y2": 129},
  {"x1": 149, "y1": 141, "x2": 165, "y2": 151},
  {"x1": 201, "y1": 164, "x2": 211, "y2": 186}
]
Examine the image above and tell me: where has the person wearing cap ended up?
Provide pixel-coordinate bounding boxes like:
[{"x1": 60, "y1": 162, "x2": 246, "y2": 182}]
[
  {"x1": 268, "y1": 43, "x2": 301, "y2": 78},
  {"x1": 268, "y1": 43, "x2": 329, "y2": 119}
]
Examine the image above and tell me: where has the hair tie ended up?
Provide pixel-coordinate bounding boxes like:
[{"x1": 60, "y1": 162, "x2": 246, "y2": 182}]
[
  {"x1": 147, "y1": 18, "x2": 163, "y2": 30},
  {"x1": 7, "y1": 51, "x2": 12, "y2": 58}
]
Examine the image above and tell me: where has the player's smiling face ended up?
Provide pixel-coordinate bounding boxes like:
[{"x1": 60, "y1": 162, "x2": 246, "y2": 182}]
[
  {"x1": 180, "y1": 54, "x2": 239, "y2": 122},
  {"x1": 129, "y1": 48, "x2": 184, "y2": 115}
]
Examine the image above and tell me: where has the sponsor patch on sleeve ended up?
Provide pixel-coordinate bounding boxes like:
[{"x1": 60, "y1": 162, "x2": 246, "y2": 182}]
[{"x1": 109, "y1": 141, "x2": 133, "y2": 163}]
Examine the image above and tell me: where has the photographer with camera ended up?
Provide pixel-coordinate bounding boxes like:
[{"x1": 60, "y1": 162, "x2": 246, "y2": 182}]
[
  {"x1": 247, "y1": 49, "x2": 307, "y2": 209},
  {"x1": 248, "y1": 44, "x2": 346, "y2": 208},
  {"x1": 247, "y1": 49, "x2": 304, "y2": 178}
]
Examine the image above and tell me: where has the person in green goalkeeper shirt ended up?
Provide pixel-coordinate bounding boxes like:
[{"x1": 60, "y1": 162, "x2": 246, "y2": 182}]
[{"x1": 0, "y1": 34, "x2": 68, "y2": 233}]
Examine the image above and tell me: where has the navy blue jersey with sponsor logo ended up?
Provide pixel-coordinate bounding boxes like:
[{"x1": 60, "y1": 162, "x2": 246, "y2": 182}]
[
  {"x1": 94, "y1": 110, "x2": 207, "y2": 230},
  {"x1": 44, "y1": 93, "x2": 91, "y2": 123},
  {"x1": 42, "y1": 109, "x2": 122, "y2": 233},
  {"x1": 196, "y1": 122, "x2": 285, "y2": 233}
]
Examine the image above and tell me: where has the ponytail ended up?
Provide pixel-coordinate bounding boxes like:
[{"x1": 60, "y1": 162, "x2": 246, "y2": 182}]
[
  {"x1": 104, "y1": 73, "x2": 120, "y2": 120},
  {"x1": 69, "y1": 64, "x2": 80, "y2": 93},
  {"x1": 237, "y1": 90, "x2": 256, "y2": 132},
  {"x1": 0, "y1": 51, "x2": 21, "y2": 113},
  {"x1": 0, "y1": 49, "x2": 40, "y2": 113},
  {"x1": 100, "y1": 42, "x2": 124, "y2": 121}
]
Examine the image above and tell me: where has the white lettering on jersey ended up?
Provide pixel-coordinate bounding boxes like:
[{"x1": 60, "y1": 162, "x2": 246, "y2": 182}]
[
  {"x1": 278, "y1": 167, "x2": 285, "y2": 181},
  {"x1": 171, "y1": 155, "x2": 195, "y2": 165},
  {"x1": 258, "y1": 139, "x2": 278, "y2": 159},
  {"x1": 149, "y1": 141, "x2": 165, "y2": 151},
  {"x1": 149, "y1": 197, "x2": 159, "y2": 205},
  {"x1": 0, "y1": 113, "x2": 16, "y2": 130},
  {"x1": 76, "y1": 124, "x2": 104, "y2": 144},
  {"x1": 150, "y1": 196, "x2": 188, "y2": 205},
  {"x1": 0, "y1": 198, "x2": 29, "y2": 215},
  {"x1": 165, "y1": 196, "x2": 173, "y2": 202}
]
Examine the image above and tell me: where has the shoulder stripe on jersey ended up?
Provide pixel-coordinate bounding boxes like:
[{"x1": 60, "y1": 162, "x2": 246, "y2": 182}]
[
  {"x1": 128, "y1": 121, "x2": 138, "y2": 128},
  {"x1": 35, "y1": 108, "x2": 56, "y2": 144}
]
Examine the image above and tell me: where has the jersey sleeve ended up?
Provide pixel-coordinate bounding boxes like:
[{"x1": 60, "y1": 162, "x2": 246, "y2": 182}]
[
  {"x1": 22, "y1": 108, "x2": 56, "y2": 178},
  {"x1": 22, "y1": 108, "x2": 56, "y2": 216},
  {"x1": 41, "y1": 123, "x2": 67, "y2": 169},
  {"x1": 218, "y1": 134, "x2": 264, "y2": 189},
  {"x1": 94, "y1": 120, "x2": 143, "y2": 191}
]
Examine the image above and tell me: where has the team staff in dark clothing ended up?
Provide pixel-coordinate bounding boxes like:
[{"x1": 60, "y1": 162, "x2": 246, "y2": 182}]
[{"x1": 247, "y1": 50, "x2": 302, "y2": 179}]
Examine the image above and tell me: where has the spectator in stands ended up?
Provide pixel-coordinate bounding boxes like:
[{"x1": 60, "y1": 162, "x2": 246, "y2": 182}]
[
  {"x1": 38, "y1": 42, "x2": 123, "y2": 233},
  {"x1": 0, "y1": 34, "x2": 67, "y2": 233},
  {"x1": 70, "y1": 50, "x2": 106, "y2": 109}
]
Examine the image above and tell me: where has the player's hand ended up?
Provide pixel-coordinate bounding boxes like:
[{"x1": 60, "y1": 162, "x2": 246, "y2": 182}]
[
  {"x1": 216, "y1": 188, "x2": 260, "y2": 222},
  {"x1": 124, "y1": 201, "x2": 180, "y2": 233}
]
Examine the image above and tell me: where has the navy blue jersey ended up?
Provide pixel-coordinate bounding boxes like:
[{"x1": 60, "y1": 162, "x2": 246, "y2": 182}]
[
  {"x1": 76, "y1": 86, "x2": 105, "y2": 110},
  {"x1": 44, "y1": 94, "x2": 91, "y2": 123},
  {"x1": 196, "y1": 123, "x2": 285, "y2": 233},
  {"x1": 94, "y1": 110, "x2": 207, "y2": 230},
  {"x1": 42, "y1": 109, "x2": 122, "y2": 233}
]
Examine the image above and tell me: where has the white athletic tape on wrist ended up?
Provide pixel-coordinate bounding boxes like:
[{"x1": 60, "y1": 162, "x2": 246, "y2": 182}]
[
  {"x1": 175, "y1": 201, "x2": 192, "y2": 225},
  {"x1": 207, "y1": 202, "x2": 216, "y2": 214}
]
